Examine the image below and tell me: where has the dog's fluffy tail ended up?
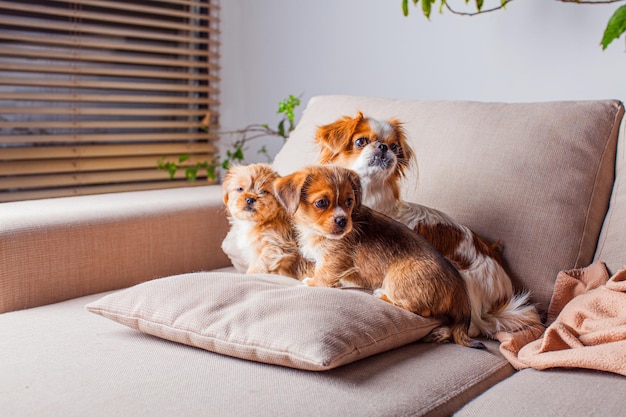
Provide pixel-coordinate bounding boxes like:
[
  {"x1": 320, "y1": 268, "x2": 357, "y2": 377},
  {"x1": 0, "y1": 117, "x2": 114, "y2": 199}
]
[{"x1": 472, "y1": 291, "x2": 543, "y2": 338}]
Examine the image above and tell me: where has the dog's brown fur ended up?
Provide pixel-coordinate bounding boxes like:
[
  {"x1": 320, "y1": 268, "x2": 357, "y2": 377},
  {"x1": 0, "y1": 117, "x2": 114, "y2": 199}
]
[
  {"x1": 221, "y1": 163, "x2": 311, "y2": 278},
  {"x1": 273, "y1": 165, "x2": 485, "y2": 349},
  {"x1": 314, "y1": 112, "x2": 542, "y2": 338}
]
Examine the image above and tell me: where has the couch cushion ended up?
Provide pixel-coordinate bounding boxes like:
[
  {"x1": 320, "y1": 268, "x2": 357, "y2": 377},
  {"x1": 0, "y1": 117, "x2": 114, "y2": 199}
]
[
  {"x1": 2, "y1": 290, "x2": 513, "y2": 417},
  {"x1": 455, "y1": 368, "x2": 626, "y2": 417},
  {"x1": 86, "y1": 272, "x2": 441, "y2": 371},
  {"x1": 595, "y1": 113, "x2": 626, "y2": 275},
  {"x1": 274, "y1": 96, "x2": 624, "y2": 317}
]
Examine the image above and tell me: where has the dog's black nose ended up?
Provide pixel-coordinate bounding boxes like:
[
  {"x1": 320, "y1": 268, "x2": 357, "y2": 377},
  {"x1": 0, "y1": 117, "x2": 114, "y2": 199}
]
[
  {"x1": 377, "y1": 143, "x2": 388, "y2": 152},
  {"x1": 335, "y1": 217, "x2": 347, "y2": 228},
  {"x1": 245, "y1": 197, "x2": 256, "y2": 205}
]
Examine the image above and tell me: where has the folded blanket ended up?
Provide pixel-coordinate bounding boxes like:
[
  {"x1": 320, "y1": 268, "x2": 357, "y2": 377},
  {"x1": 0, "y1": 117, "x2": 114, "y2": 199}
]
[{"x1": 497, "y1": 261, "x2": 626, "y2": 376}]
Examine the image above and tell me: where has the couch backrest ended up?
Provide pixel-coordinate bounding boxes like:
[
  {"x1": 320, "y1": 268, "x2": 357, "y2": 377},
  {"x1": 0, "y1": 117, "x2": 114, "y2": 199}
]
[{"x1": 273, "y1": 95, "x2": 624, "y2": 316}]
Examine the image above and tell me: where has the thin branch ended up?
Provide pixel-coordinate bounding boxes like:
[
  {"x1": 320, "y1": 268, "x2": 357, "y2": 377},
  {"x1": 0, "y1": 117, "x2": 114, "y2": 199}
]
[
  {"x1": 236, "y1": 132, "x2": 280, "y2": 143},
  {"x1": 445, "y1": 0, "x2": 515, "y2": 16},
  {"x1": 558, "y1": 0, "x2": 626, "y2": 4},
  {"x1": 444, "y1": 0, "x2": 626, "y2": 17},
  {"x1": 216, "y1": 124, "x2": 282, "y2": 137}
]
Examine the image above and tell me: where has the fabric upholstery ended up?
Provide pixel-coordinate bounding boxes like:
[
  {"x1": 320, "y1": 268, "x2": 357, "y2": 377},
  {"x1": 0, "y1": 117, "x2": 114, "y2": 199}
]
[
  {"x1": 595, "y1": 114, "x2": 626, "y2": 274},
  {"x1": 1, "y1": 291, "x2": 512, "y2": 417},
  {"x1": 274, "y1": 96, "x2": 624, "y2": 316},
  {"x1": 86, "y1": 272, "x2": 441, "y2": 371},
  {"x1": 455, "y1": 368, "x2": 626, "y2": 417},
  {"x1": 0, "y1": 186, "x2": 231, "y2": 313}
]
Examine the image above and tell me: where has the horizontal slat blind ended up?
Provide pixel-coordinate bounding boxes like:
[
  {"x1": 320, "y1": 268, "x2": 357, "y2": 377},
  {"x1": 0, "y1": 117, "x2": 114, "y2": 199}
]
[{"x1": 0, "y1": 0, "x2": 220, "y2": 202}]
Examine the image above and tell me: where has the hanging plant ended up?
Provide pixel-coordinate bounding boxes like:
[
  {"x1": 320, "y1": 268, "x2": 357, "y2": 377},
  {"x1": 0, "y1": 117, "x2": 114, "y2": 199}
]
[{"x1": 402, "y1": 0, "x2": 626, "y2": 50}]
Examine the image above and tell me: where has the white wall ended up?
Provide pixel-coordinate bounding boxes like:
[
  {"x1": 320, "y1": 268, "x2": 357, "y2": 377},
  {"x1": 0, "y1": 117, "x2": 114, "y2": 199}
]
[{"x1": 219, "y1": 0, "x2": 626, "y2": 162}]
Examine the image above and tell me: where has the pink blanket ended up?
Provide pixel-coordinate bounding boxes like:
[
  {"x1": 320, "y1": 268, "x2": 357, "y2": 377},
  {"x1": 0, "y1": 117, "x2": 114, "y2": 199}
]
[{"x1": 497, "y1": 261, "x2": 626, "y2": 376}]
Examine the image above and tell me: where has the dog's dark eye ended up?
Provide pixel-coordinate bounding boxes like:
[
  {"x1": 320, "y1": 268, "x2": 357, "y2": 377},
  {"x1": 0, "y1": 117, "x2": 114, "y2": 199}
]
[
  {"x1": 389, "y1": 143, "x2": 400, "y2": 154},
  {"x1": 259, "y1": 189, "x2": 269, "y2": 195},
  {"x1": 314, "y1": 199, "x2": 329, "y2": 209},
  {"x1": 345, "y1": 197, "x2": 353, "y2": 208},
  {"x1": 236, "y1": 187, "x2": 244, "y2": 192},
  {"x1": 354, "y1": 137, "x2": 369, "y2": 149}
]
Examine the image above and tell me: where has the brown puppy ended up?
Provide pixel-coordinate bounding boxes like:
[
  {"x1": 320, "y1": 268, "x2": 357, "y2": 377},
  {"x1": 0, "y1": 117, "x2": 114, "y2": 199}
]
[
  {"x1": 315, "y1": 112, "x2": 542, "y2": 338},
  {"x1": 221, "y1": 163, "x2": 310, "y2": 278},
  {"x1": 273, "y1": 164, "x2": 485, "y2": 349}
]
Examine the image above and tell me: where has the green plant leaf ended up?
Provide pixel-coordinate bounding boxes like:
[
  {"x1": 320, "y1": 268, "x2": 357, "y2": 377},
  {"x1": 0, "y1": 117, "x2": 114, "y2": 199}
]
[
  {"x1": 232, "y1": 147, "x2": 244, "y2": 162},
  {"x1": 601, "y1": 5, "x2": 626, "y2": 50},
  {"x1": 475, "y1": 0, "x2": 483, "y2": 12},
  {"x1": 402, "y1": 0, "x2": 409, "y2": 16},
  {"x1": 422, "y1": 0, "x2": 432, "y2": 18},
  {"x1": 277, "y1": 119, "x2": 286, "y2": 138},
  {"x1": 277, "y1": 95, "x2": 300, "y2": 126},
  {"x1": 156, "y1": 157, "x2": 166, "y2": 170},
  {"x1": 206, "y1": 165, "x2": 217, "y2": 181},
  {"x1": 167, "y1": 164, "x2": 177, "y2": 179},
  {"x1": 178, "y1": 154, "x2": 191, "y2": 163},
  {"x1": 157, "y1": 158, "x2": 179, "y2": 180},
  {"x1": 277, "y1": 100, "x2": 287, "y2": 115},
  {"x1": 185, "y1": 167, "x2": 198, "y2": 182}
]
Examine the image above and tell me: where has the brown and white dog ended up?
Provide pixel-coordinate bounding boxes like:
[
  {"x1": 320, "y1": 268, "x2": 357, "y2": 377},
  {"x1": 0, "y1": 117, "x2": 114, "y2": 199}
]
[
  {"x1": 315, "y1": 112, "x2": 542, "y2": 338},
  {"x1": 221, "y1": 163, "x2": 310, "y2": 279},
  {"x1": 273, "y1": 164, "x2": 486, "y2": 349}
]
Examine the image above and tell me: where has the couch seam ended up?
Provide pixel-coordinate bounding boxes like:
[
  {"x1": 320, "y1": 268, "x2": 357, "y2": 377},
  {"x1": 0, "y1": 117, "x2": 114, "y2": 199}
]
[
  {"x1": 593, "y1": 102, "x2": 626, "y2": 267},
  {"x1": 575, "y1": 100, "x2": 624, "y2": 268}
]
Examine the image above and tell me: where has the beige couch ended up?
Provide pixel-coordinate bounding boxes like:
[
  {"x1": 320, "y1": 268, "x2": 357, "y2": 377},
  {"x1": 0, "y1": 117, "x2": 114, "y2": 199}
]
[{"x1": 2, "y1": 95, "x2": 625, "y2": 416}]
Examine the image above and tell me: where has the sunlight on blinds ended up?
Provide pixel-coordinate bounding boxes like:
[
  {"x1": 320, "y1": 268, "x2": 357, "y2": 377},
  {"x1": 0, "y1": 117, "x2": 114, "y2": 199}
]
[{"x1": 0, "y1": 0, "x2": 220, "y2": 202}]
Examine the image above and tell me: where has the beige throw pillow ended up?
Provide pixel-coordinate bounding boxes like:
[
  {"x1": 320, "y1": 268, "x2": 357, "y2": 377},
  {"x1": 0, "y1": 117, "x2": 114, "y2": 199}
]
[{"x1": 86, "y1": 272, "x2": 440, "y2": 371}]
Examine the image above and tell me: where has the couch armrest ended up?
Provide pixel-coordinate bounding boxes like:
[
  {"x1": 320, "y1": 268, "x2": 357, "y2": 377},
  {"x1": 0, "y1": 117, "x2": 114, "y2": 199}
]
[{"x1": 0, "y1": 185, "x2": 231, "y2": 313}]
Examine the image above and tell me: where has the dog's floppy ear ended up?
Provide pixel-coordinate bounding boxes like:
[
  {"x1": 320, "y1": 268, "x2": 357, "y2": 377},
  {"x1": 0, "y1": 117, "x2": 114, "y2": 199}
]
[
  {"x1": 273, "y1": 171, "x2": 308, "y2": 215},
  {"x1": 221, "y1": 168, "x2": 234, "y2": 205},
  {"x1": 388, "y1": 118, "x2": 414, "y2": 178},
  {"x1": 315, "y1": 111, "x2": 365, "y2": 162},
  {"x1": 346, "y1": 169, "x2": 362, "y2": 210}
]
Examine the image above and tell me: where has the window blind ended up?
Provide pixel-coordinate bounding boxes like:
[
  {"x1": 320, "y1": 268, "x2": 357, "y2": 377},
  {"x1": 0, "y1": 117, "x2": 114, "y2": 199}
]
[{"x1": 0, "y1": 0, "x2": 220, "y2": 202}]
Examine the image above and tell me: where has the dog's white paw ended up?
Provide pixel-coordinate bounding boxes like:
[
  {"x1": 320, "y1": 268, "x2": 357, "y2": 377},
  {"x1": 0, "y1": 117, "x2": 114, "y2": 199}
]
[{"x1": 302, "y1": 277, "x2": 314, "y2": 286}]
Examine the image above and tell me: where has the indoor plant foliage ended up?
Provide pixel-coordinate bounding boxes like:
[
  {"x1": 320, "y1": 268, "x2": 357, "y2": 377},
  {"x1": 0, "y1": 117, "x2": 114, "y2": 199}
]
[
  {"x1": 403, "y1": 0, "x2": 626, "y2": 50},
  {"x1": 158, "y1": 95, "x2": 301, "y2": 182}
]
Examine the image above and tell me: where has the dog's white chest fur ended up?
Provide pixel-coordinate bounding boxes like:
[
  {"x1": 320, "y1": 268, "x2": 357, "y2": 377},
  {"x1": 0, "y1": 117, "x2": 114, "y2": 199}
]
[
  {"x1": 360, "y1": 177, "x2": 397, "y2": 212},
  {"x1": 296, "y1": 228, "x2": 323, "y2": 264},
  {"x1": 233, "y1": 219, "x2": 256, "y2": 264}
]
